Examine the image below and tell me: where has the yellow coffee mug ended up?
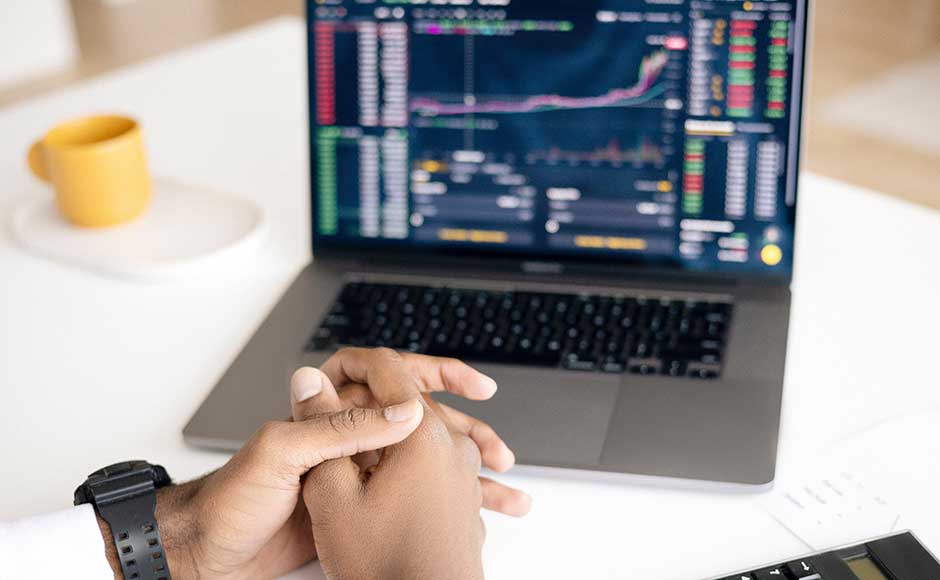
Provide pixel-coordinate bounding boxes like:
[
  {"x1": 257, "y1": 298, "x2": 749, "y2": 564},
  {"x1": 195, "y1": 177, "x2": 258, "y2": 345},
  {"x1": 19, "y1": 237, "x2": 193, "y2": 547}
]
[{"x1": 27, "y1": 115, "x2": 152, "y2": 228}]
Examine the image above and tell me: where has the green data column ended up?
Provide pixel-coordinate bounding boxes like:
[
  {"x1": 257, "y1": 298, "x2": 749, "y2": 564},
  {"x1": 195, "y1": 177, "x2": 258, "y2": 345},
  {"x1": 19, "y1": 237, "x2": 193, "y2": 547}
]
[{"x1": 317, "y1": 126, "x2": 339, "y2": 236}]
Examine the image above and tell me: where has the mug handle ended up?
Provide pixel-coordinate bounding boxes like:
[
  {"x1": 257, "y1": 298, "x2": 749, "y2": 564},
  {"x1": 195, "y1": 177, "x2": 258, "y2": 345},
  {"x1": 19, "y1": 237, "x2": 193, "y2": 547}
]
[{"x1": 27, "y1": 141, "x2": 50, "y2": 182}]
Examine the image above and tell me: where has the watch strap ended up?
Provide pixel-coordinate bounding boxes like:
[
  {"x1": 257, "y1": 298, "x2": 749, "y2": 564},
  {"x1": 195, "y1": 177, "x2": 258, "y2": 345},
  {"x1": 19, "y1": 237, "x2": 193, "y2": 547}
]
[{"x1": 97, "y1": 484, "x2": 171, "y2": 580}]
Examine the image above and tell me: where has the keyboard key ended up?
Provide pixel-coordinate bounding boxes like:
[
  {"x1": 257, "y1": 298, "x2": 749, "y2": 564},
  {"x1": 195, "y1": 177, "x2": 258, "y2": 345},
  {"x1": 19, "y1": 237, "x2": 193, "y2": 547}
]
[
  {"x1": 308, "y1": 327, "x2": 335, "y2": 350},
  {"x1": 629, "y1": 362, "x2": 660, "y2": 376},
  {"x1": 687, "y1": 366, "x2": 720, "y2": 380},
  {"x1": 563, "y1": 352, "x2": 597, "y2": 372},
  {"x1": 662, "y1": 359, "x2": 687, "y2": 377},
  {"x1": 601, "y1": 360, "x2": 626, "y2": 374}
]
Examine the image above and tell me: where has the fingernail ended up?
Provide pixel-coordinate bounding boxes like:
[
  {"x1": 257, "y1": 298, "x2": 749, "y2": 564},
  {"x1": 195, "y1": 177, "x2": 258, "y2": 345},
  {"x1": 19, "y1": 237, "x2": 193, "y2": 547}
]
[
  {"x1": 481, "y1": 375, "x2": 498, "y2": 393},
  {"x1": 291, "y1": 367, "x2": 323, "y2": 403},
  {"x1": 384, "y1": 400, "x2": 420, "y2": 423}
]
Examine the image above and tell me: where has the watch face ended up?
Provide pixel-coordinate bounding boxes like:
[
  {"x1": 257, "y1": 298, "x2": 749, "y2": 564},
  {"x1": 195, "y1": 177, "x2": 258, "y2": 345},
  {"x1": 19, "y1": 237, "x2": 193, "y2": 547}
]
[{"x1": 99, "y1": 460, "x2": 147, "y2": 478}]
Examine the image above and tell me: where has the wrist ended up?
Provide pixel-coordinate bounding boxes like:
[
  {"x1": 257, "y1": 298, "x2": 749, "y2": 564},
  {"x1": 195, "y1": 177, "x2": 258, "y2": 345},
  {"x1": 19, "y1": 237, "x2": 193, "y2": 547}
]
[
  {"x1": 96, "y1": 480, "x2": 204, "y2": 580},
  {"x1": 155, "y1": 481, "x2": 204, "y2": 580}
]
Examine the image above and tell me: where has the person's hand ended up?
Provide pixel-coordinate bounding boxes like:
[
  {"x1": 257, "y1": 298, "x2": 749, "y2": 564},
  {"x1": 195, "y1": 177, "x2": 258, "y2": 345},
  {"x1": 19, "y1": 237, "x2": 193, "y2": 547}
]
[
  {"x1": 295, "y1": 348, "x2": 531, "y2": 580},
  {"x1": 316, "y1": 349, "x2": 531, "y2": 517},
  {"x1": 100, "y1": 393, "x2": 424, "y2": 580},
  {"x1": 96, "y1": 350, "x2": 527, "y2": 580}
]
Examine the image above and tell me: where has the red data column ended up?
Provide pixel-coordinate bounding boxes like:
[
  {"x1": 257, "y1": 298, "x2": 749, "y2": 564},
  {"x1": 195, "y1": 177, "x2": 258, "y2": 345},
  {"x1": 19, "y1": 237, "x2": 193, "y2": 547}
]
[{"x1": 315, "y1": 22, "x2": 337, "y2": 126}]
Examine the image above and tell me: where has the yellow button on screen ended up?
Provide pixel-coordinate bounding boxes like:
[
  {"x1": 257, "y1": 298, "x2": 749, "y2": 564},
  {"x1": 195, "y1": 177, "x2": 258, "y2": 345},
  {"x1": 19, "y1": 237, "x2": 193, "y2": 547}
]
[{"x1": 761, "y1": 244, "x2": 783, "y2": 266}]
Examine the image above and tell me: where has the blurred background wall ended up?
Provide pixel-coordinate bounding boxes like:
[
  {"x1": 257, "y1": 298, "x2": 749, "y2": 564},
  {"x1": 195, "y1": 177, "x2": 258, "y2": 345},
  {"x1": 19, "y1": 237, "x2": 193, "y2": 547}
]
[
  {"x1": 0, "y1": 1, "x2": 77, "y2": 88},
  {"x1": 1, "y1": 0, "x2": 937, "y2": 209}
]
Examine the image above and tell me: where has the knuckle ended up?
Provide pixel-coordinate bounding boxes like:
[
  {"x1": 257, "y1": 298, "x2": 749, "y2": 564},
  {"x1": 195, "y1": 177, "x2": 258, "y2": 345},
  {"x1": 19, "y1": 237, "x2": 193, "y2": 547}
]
[
  {"x1": 416, "y1": 414, "x2": 451, "y2": 445},
  {"x1": 328, "y1": 407, "x2": 372, "y2": 433},
  {"x1": 255, "y1": 421, "x2": 285, "y2": 446},
  {"x1": 404, "y1": 418, "x2": 458, "y2": 460},
  {"x1": 494, "y1": 492, "x2": 512, "y2": 513},
  {"x1": 346, "y1": 407, "x2": 371, "y2": 427},
  {"x1": 247, "y1": 421, "x2": 287, "y2": 460},
  {"x1": 334, "y1": 346, "x2": 358, "y2": 359},
  {"x1": 458, "y1": 436, "x2": 483, "y2": 471},
  {"x1": 372, "y1": 347, "x2": 402, "y2": 363},
  {"x1": 445, "y1": 356, "x2": 469, "y2": 369},
  {"x1": 338, "y1": 384, "x2": 371, "y2": 408}
]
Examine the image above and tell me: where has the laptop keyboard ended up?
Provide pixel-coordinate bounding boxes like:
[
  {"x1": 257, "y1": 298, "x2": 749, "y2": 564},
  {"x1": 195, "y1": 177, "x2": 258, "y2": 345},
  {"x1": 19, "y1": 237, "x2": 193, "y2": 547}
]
[{"x1": 306, "y1": 282, "x2": 733, "y2": 379}]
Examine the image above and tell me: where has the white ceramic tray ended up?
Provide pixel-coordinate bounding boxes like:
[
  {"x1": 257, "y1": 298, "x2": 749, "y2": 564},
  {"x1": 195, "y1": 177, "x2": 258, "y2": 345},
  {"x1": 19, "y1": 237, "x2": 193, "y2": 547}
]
[{"x1": 10, "y1": 179, "x2": 266, "y2": 282}]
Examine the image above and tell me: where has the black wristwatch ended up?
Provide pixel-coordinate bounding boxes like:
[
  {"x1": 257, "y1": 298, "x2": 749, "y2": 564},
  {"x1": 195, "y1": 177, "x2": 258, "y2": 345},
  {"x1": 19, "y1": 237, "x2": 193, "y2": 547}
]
[{"x1": 75, "y1": 461, "x2": 173, "y2": 580}]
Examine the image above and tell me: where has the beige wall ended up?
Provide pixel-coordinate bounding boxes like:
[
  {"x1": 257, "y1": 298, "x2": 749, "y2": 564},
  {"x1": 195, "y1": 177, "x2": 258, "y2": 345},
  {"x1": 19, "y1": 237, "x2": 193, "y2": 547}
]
[{"x1": 805, "y1": 0, "x2": 940, "y2": 208}]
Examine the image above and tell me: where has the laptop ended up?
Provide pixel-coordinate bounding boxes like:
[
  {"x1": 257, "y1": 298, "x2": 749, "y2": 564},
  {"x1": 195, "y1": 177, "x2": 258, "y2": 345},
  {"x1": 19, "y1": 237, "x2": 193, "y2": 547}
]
[{"x1": 185, "y1": 0, "x2": 809, "y2": 486}]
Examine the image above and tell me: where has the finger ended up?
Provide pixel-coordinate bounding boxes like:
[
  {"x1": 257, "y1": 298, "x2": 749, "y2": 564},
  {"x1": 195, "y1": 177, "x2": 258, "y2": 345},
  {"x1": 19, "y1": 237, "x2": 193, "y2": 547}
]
[
  {"x1": 338, "y1": 384, "x2": 508, "y2": 468},
  {"x1": 251, "y1": 401, "x2": 424, "y2": 482},
  {"x1": 480, "y1": 477, "x2": 532, "y2": 518},
  {"x1": 437, "y1": 403, "x2": 516, "y2": 473},
  {"x1": 291, "y1": 367, "x2": 343, "y2": 421},
  {"x1": 334, "y1": 384, "x2": 384, "y2": 473},
  {"x1": 319, "y1": 348, "x2": 423, "y2": 406},
  {"x1": 397, "y1": 353, "x2": 498, "y2": 401},
  {"x1": 338, "y1": 383, "x2": 443, "y2": 411},
  {"x1": 331, "y1": 353, "x2": 498, "y2": 408},
  {"x1": 336, "y1": 383, "x2": 376, "y2": 409}
]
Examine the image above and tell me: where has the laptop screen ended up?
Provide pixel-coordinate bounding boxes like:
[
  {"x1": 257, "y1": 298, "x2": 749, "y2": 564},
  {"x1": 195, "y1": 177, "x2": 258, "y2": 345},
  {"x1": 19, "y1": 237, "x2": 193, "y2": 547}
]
[{"x1": 308, "y1": 0, "x2": 807, "y2": 277}]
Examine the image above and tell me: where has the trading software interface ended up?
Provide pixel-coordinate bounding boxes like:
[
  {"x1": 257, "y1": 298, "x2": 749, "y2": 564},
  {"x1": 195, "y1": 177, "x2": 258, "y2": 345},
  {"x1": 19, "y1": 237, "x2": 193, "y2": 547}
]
[{"x1": 310, "y1": 0, "x2": 806, "y2": 274}]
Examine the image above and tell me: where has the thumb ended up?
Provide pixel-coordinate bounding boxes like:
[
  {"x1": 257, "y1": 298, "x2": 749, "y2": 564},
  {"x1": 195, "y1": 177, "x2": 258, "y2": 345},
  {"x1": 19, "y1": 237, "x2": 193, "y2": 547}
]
[
  {"x1": 247, "y1": 399, "x2": 424, "y2": 483},
  {"x1": 293, "y1": 399, "x2": 423, "y2": 470}
]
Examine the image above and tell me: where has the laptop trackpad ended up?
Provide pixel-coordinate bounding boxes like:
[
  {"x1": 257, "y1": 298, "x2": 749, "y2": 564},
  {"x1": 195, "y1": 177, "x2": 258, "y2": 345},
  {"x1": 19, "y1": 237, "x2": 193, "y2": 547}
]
[{"x1": 435, "y1": 367, "x2": 620, "y2": 468}]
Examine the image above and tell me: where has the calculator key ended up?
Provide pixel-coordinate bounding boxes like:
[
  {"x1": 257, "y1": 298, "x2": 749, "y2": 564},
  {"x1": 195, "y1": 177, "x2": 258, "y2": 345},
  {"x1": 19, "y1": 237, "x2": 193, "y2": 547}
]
[
  {"x1": 785, "y1": 560, "x2": 817, "y2": 579},
  {"x1": 786, "y1": 560, "x2": 819, "y2": 580},
  {"x1": 719, "y1": 575, "x2": 753, "y2": 580},
  {"x1": 753, "y1": 567, "x2": 787, "y2": 580}
]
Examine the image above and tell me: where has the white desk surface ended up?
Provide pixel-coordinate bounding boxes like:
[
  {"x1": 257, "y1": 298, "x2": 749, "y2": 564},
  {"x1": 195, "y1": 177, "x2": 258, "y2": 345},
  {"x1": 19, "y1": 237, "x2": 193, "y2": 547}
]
[{"x1": 2, "y1": 18, "x2": 939, "y2": 580}]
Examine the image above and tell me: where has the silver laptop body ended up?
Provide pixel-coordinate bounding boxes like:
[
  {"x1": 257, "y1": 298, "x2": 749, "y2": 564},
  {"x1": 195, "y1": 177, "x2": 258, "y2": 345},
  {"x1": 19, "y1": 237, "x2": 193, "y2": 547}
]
[{"x1": 186, "y1": 0, "x2": 810, "y2": 486}]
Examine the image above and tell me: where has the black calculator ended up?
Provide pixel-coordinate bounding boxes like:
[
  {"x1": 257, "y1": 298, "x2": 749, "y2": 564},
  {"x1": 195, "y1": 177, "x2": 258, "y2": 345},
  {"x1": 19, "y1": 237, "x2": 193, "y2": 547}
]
[{"x1": 711, "y1": 532, "x2": 940, "y2": 580}]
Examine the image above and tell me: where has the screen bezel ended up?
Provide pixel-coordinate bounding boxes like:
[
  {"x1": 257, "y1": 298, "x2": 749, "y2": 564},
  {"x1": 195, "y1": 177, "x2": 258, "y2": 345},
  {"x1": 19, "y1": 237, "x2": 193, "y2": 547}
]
[{"x1": 306, "y1": 0, "x2": 810, "y2": 286}]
